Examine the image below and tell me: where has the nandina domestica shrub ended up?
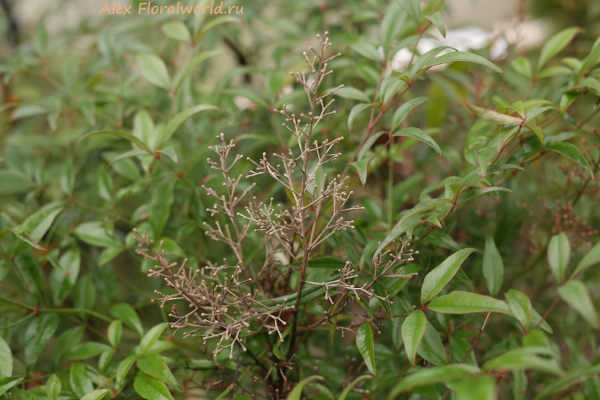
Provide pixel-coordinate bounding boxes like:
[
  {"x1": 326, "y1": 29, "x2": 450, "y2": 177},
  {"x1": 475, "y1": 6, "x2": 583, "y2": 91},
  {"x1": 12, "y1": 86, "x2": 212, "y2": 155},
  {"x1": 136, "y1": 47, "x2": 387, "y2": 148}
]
[{"x1": 0, "y1": 1, "x2": 600, "y2": 399}]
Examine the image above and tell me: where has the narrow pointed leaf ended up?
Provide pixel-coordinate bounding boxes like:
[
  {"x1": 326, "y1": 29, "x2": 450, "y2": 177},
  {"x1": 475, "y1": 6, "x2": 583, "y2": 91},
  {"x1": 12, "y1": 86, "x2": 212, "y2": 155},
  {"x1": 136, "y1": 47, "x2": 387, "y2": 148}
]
[
  {"x1": 547, "y1": 232, "x2": 570, "y2": 283},
  {"x1": 394, "y1": 127, "x2": 441, "y2": 155},
  {"x1": 424, "y1": 51, "x2": 503, "y2": 74},
  {"x1": 137, "y1": 353, "x2": 181, "y2": 391},
  {"x1": 421, "y1": 248, "x2": 476, "y2": 304},
  {"x1": 537, "y1": 27, "x2": 583, "y2": 72},
  {"x1": 558, "y1": 280, "x2": 600, "y2": 329},
  {"x1": 162, "y1": 104, "x2": 219, "y2": 144},
  {"x1": 134, "y1": 371, "x2": 174, "y2": 400},
  {"x1": 483, "y1": 347, "x2": 562, "y2": 375},
  {"x1": 24, "y1": 314, "x2": 59, "y2": 372},
  {"x1": 348, "y1": 103, "x2": 372, "y2": 131},
  {"x1": 335, "y1": 87, "x2": 371, "y2": 103},
  {"x1": 137, "y1": 53, "x2": 171, "y2": 90},
  {"x1": 427, "y1": 291, "x2": 512, "y2": 315},
  {"x1": 572, "y1": 241, "x2": 600, "y2": 277},
  {"x1": 417, "y1": 321, "x2": 448, "y2": 366},
  {"x1": 77, "y1": 131, "x2": 149, "y2": 151},
  {"x1": 356, "y1": 323, "x2": 378, "y2": 378},
  {"x1": 391, "y1": 97, "x2": 430, "y2": 131},
  {"x1": 286, "y1": 375, "x2": 325, "y2": 400},
  {"x1": 505, "y1": 289, "x2": 532, "y2": 329},
  {"x1": 401, "y1": 310, "x2": 427, "y2": 367},
  {"x1": 469, "y1": 104, "x2": 521, "y2": 125},
  {"x1": 482, "y1": 236, "x2": 503, "y2": 296},
  {"x1": 548, "y1": 142, "x2": 594, "y2": 178},
  {"x1": 388, "y1": 364, "x2": 480, "y2": 399}
]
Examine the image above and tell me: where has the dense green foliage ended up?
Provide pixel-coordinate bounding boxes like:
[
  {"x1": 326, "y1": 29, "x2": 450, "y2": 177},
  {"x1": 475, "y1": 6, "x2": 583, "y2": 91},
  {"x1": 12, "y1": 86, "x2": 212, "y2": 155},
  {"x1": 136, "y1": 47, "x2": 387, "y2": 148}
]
[{"x1": 1, "y1": 0, "x2": 600, "y2": 399}]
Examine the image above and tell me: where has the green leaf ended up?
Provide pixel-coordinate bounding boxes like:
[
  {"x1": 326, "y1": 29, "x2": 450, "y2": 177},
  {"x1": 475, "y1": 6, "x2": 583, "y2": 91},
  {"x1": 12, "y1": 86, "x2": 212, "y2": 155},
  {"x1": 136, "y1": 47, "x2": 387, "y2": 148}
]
[
  {"x1": 356, "y1": 323, "x2": 378, "y2": 378},
  {"x1": 338, "y1": 375, "x2": 372, "y2": 400},
  {"x1": 424, "y1": 51, "x2": 503, "y2": 74},
  {"x1": 161, "y1": 21, "x2": 191, "y2": 43},
  {"x1": 388, "y1": 364, "x2": 480, "y2": 399},
  {"x1": 335, "y1": 87, "x2": 371, "y2": 103},
  {"x1": 348, "y1": 103, "x2": 372, "y2": 131},
  {"x1": 81, "y1": 389, "x2": 109, "y2": 400},
  {"x1": 558, "y1": 280, "x2": 600, "y2": 329},
  {"x1": 77, "y1": 130, "x2": 150, "y2": 152},
  {"x1": 46, "y1": 375, "x2": 61, "y2": 400},
  {"x1": 24, "y1": 314, "x2": 59, "y2": 373},
  {"x1": 374, "y1": 199, "x2": 452, "y2": 260},
  {"x1": 374, "y1": 281, "x2": 393, "y2": 320},
  {"x1": 421, "y1": 248, "x2": 476, "y2": 304},
  {"x1": 137, "y1": 53, "x2": 171, "y2": 90},
  {"x1": 286, "y1": 375, "x2": 325, "y2": 400},
  {"x1": 196, "y1": 16, "x2": 241, "y2": 39},
  {"x1": 134, "y1": 371, "x2": 174, "y2": 400},
  {"x1": 350, "y1": 159, "x2": 369, "y2": 186},
  {"x1": 50, "y1": 248, "x2": 81, "y2": 306},
  {"x1": 0, "y1": 337, "x2": 12, "y2": 378},
  {"x1": 306, "y1": 257, "x2": 346, "y2": 270},
  {"x1": 511, "y1": 56, "x2": 532, "y2": 79},
  {"x1": 548, "y1": 142, "x2": 594, "y2": 178},
  {"x1": 505, "y1": 289, "x2": 532, "y2": 329},
  {"x1": 456, "y1": 374, "x2": 496, "y2": 400},
  {"x1": 0, "y1": 376, "x2": 24, "y2": 396},
  {"x1": 98, "y1": 244, "x2": 125, "y2": 266},
  {"x1": 398, "y1": 0, "x2": 420, "y2": 24},
  {"x1": 417, "y1": 321, "x2": 448, "y2": 366},
  {"x1": 137, "y1": 354, "x2": 181, "y2": 391},
  {"x1": 162, "y1": 104, "x2": 219, "y2": 144},
  {"x1": 69, "y1": 362, "x2": 93, "y2": 398},
  {"x1": 536, "y1": 27, "x2": 583, "y2": 73},
  {"x1": 391, "y1": 97, "x2": 430, "y2": 131},
  {"x1": 468, "y1": 104, "x2": 521, "y2": 125},
  {"x1": 52, "y1": 326, "x2": 84, "y2": 369},
  {"x1": 477, "y1": 146, "x2": 497, "y2": 178},
  {"x1": 426, "y1": 12, "x2": 446, "y2": 38},
  {"x1": 483, "y1": 347, "x2": 562, "y2": 375},
  {"x1": 174, "y1": 50, "x2": 221, "y2": 91},
  {"x1": 394, "y1": 127, "x2": 441, "y2": 155},
  {"x1": 573, "y1": 241, "x2": 600, "y2": 277},
  {"x1": 66, "y1": 342, "x2": 111, "y2": 360},
  {"x1": 116, "y1": 355, "x2": 138, "y2": 386},
  {"x1": 533, "y1": 364, "x2": 600, "y2": 400},
  {"x1": 12, "y1": 201, "x2": 64, "y2": 244},
  {"x1": 547, "y1": 232, "x2": 570, "y2": 283},
  {"x1": 14, "y1": 252, "x2": 45, "y2": 301},
  {"x1": 427, "y1": 291, "x2": 512, "y2": 315},
  {"x1": 74, "y1": 221, "x2": 119, "y2": 248},
  {"x1": 525, "y1": 122, "x2": 544, "y2": 144},
  {"x1": 108, "y1": 320, "x2": 123, "y2": 347},
  {"x1": 149, "y1": 178, "x2": 176, "y2": 238},
  {"x1": 482, "y1": 236, "x2": 503, "y2": 296},
  {"x1": 139, "y1": 323, "x2": 167, "y2": 354},
  {"x1": 350, "y1": 42, "x2": 381, "y2": 63},
  {"x1": 381, "y1": 2, "x2": 405, "y2": 53},
  {"x1": 157, "y1": 147, "x2": 178, "y2": 164},
  {"x1": 99, "y1": 349, "x2": 115, "y2": 372},
  {"x1": 401, "y1": 310, "x2": 427, "y2": 367},
  {"x1": 531, "y1": 308, "x2": 553, "y2": 334},
  {"x1": 110, "y1": 303, "x2": 144, "y2": 336}
]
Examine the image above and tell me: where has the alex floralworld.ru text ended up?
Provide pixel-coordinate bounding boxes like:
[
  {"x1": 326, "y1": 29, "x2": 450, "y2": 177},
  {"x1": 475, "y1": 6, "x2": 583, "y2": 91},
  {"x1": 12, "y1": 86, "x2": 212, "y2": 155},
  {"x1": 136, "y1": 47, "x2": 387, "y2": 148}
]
[{"x1": 99, "y1": 1, "x2": 244, "y2": 15}]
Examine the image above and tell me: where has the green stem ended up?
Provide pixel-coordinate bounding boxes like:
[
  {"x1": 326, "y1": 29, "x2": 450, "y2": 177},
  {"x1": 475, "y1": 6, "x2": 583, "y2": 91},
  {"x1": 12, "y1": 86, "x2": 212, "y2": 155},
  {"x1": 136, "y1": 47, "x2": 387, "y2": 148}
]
[{"x1": 0, "y1": 313, "x2": 36, "y2": 330}]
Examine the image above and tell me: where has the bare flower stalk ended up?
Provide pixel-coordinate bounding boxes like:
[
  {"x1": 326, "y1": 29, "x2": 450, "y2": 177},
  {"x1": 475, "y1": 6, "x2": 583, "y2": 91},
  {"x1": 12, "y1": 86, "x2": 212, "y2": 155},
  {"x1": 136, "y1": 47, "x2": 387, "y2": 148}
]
[{"x1": 134, "y1": 31, "x2": 417, "y2": 398}]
